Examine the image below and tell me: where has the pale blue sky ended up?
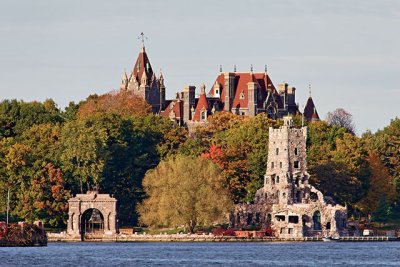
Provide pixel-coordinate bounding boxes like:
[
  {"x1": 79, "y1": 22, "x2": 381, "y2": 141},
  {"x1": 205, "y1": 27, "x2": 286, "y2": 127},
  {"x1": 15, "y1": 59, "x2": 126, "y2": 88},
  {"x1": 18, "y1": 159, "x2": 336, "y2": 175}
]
[{"x1": 0, "y1": 0, "x2": 399, "y2": 133}]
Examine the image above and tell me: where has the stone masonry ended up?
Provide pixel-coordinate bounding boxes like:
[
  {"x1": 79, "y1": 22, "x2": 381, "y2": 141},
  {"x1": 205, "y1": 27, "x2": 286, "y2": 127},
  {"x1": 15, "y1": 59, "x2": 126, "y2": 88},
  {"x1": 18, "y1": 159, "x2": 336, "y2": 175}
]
[
  {"x1": 231, "y1": 116, "x2": 347, "y2": 238},
  {"x1": 67, "y1": 191, "x2": 117, "y2": 237}
]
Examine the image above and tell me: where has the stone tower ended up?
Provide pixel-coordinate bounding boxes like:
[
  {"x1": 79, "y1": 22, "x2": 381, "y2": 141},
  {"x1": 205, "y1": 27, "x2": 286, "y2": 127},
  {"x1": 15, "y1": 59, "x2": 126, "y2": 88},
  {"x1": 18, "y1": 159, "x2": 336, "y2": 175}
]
[
  {"x1": 233, "y1": 116, "x2": 347, "y2": 238},
  {"x1": 120, "y1": 43, "x2": 166, "y2": 113},
  {"x1": 264, "y1": 116, "x2": 309, "y2": 205}
]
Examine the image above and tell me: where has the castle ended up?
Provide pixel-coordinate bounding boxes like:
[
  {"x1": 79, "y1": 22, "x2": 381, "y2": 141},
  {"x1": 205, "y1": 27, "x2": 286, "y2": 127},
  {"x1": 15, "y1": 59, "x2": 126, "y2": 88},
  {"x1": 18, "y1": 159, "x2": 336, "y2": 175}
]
[
  {"x1": 231, "y1": 116, "x2": 347, "y2": 238},
  {"x1": 120, "y1": 43, "x2": 320, "y2": 126}
]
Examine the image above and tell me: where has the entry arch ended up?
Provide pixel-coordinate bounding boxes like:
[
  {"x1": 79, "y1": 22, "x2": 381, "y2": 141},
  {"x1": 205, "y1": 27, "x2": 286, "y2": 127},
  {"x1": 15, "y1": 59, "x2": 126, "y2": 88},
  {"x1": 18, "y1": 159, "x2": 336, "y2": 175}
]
[{"x1": 67, "y1": 191, "x2": 117, "y2": 237}]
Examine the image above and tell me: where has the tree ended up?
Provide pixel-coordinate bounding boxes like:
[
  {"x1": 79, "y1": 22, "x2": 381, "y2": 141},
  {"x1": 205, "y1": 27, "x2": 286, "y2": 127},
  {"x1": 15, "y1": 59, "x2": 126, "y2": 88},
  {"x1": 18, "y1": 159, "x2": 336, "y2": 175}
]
[
  {"x1": 137, "y1": 156, "x2": 233, "y2": 233},
  {"x1": 14, "y1": 163, "x2": 70, "y2": 226},
  {"x1": 76, "y1": 91, "x2": 151, "y2": 120},
  {"x1": 326, "y1": 108, "x2": 356, "y2": 134},
  {"x1": 203, "y1": 114, "x2": 275, "y2": 203},
  {"x1": 307, "y1": 124, "x2": 370, "y2": 206},
  {"x1": 356, "y1": 152, "x2": 397, "y2": 216}
]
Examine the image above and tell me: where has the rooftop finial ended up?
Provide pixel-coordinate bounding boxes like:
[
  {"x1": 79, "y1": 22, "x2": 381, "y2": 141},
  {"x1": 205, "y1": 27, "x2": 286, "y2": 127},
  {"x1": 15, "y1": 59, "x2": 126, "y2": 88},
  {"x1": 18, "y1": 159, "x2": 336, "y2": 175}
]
[
  {"x1": 138, "y1": 32, "x2": 148, "y2": 51},
  {"x1": 250, "y1": 64, "x2": 253, "y2": 72},
  {"x1": 265, "y1": 65, "x2": 268, "y2": 73},
  {"x1": 234, "y1": 65, "x2": 237, "y2": 72},
  {"x1": 220, "y1": 65, "x2": 222, "y2": 72},
  {"x1": 309, "y1": 83, "x2": 312, "y2": 97}
]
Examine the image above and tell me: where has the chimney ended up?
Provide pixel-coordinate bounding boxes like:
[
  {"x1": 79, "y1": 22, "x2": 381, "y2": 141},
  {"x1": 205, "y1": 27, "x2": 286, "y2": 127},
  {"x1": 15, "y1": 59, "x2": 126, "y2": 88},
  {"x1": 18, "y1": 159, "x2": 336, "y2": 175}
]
[{"x1": 224, "y1": 72, "x2": 235, "y2": 112}]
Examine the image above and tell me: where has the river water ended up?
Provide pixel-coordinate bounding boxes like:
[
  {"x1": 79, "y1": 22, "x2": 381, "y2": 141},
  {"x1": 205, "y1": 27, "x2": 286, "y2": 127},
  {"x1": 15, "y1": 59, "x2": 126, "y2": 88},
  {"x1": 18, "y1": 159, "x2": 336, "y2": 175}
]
[{"x1": 1, "y1": 242, "x2": 400, "y2": 266}]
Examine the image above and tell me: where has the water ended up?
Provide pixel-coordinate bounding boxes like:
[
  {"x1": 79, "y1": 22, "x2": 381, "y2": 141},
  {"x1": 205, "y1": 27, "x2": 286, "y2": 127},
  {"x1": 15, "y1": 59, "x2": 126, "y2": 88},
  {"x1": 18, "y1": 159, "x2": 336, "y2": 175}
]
[{"x1": 1, "y1": 242, "x2": 400, "y2": 266}]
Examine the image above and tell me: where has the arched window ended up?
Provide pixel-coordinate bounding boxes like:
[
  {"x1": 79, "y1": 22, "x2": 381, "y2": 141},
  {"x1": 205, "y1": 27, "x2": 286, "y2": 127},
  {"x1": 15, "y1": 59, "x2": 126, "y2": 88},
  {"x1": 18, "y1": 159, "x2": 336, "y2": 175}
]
[{"x1": 313, "y1": 211, "x2": 322, "y2": 231}]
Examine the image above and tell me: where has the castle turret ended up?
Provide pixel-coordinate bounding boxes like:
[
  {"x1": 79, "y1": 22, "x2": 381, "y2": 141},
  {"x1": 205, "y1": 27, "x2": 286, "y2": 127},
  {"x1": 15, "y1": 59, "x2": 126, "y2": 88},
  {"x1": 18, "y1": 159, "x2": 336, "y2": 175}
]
[
  {"x1": 159, "y1": 71, "x2": 166, "y2": 111},
  {"x1": 119, "y1": 71, "x2": 128, "y2": 91},
  {"x1": 264, "y1": 116, "x2": 308, "y2": 205}
]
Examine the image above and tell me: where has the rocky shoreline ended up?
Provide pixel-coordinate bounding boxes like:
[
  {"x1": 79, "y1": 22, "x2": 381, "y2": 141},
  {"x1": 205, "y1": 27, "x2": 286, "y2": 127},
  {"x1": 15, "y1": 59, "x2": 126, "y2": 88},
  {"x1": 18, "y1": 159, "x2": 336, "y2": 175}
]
[{"x1": 47, "y1": 233, "x2": 400, "y2": 243}]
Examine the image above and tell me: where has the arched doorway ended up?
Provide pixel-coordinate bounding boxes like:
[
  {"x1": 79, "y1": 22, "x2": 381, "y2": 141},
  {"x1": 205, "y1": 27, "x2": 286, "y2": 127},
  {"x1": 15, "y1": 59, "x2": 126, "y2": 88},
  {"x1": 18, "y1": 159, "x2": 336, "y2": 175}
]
[
  {"x1": 81, "y1": 208, "x2": 104, "y2": 235},
  {"x1": 313, "y1": 211, "x2": 322, "y2": 231},
  {"x1": 67, "y1": 191, "x2": 117, "y2": 238}
]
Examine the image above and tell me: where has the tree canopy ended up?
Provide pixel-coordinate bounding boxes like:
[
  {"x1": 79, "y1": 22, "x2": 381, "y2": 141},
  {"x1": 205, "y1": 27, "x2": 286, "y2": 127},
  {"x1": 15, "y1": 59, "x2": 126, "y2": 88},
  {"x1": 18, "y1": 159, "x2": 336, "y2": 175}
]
[{"x1": 137, "y1": 155, "x2": 233, "y2": 233}]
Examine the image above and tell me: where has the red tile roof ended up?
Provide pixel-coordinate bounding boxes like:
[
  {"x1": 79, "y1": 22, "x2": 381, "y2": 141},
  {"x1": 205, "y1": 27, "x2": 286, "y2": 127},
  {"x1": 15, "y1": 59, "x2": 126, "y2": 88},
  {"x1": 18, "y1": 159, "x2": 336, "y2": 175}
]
[
  {"x1": 208, "y1": 72, "x2": 280, "y2": 110},
  {"x1": 193, "y1": 91, "x2": 210, "y2": 121}
]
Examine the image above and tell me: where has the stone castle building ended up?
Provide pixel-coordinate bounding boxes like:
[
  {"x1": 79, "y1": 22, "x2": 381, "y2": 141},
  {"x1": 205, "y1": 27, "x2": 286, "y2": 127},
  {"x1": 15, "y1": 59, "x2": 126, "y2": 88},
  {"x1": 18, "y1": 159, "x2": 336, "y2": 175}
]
[
  {"x1": 119, "y1": 43, "x2": 166, "y2": 113},
  {"x1": 231, "y1": 116, "x2": 347, "y2": 238},
  {"x1": 121, "y1": 43, "x2": 320, "y2": 126}
]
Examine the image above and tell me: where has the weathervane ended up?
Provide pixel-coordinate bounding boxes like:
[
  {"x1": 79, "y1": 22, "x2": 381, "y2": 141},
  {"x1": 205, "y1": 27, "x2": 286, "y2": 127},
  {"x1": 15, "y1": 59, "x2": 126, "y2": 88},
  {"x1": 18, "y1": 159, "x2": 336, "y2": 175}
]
[{"x1": 138, "y1": 32, "x2": 148, "y2": 44}]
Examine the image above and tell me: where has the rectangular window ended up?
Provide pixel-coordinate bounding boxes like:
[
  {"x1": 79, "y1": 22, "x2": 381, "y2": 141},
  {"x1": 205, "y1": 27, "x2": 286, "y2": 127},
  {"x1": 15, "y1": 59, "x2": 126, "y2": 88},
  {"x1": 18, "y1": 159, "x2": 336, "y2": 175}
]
[
  {"x1": 288, "y1": 228, "x2": 293, "y2": 234},
  {"x1": 271, "y1": 162, "x2": 274, "y2": 169},
  {"x1": 294, "y1": 148, "x2": 298, "y2": 155},
  {"x1": 275, "y1": 215, "x2": 285, "y2": 222},
  {"x1": 294, "y1": 161, "x2": 299, "y2": 169},
  {"x1": 289, "y1": 216, "x2": 299, "y2": 224},
  {"x1": 280, "y1": 162, "x2": 282, "y2": 168},
  {"x1": 276, "y1": 148, "x2": 279, "y2": 155}
]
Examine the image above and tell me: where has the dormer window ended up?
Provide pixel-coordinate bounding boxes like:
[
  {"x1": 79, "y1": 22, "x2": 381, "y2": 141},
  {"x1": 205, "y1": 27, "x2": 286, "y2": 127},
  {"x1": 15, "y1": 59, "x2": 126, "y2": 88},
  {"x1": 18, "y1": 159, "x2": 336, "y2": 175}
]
[
  {"x1": 201, "y1": 111, "x2": 206, "y2": 120},
  {"x1": 215, "y1": 89, "x2": 219, "y2": 95}
]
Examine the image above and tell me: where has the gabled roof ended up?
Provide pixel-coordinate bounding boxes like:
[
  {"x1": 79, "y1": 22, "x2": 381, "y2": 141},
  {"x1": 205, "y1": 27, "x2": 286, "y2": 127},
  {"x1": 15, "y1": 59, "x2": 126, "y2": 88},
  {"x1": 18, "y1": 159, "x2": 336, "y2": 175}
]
[
  {"x1": 193, "y1": 85, "x2": 210, "y2": 121},
  {"x1": 304, "y1": 96, "x2": 320, "y2": 121}
]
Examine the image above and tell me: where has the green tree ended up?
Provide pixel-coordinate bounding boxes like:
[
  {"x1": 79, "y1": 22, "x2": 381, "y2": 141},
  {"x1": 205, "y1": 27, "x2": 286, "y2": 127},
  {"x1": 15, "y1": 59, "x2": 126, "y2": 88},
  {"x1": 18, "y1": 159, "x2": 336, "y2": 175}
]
[{"x1": 138, "y1": 156, "x2": 233, "y2": 233}]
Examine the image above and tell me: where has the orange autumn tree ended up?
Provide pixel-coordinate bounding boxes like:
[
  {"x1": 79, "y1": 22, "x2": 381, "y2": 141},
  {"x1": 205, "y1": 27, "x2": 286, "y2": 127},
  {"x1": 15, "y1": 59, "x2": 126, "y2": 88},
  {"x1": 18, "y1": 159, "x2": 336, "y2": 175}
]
[
  {"x1": 356, "y1": 152, "x2": 397, "y2": 216},
  {"x1": 77, "y1": 90, "x2": 151, "y2": 119}
]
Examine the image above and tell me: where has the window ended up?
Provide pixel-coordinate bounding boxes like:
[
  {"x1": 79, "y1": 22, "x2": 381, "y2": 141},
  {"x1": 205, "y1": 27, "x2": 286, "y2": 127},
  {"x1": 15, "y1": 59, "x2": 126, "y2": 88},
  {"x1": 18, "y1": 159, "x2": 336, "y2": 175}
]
[
  {"x1": 240, "y1": 91, "x2": 245, "y2": 99},
  {"x1": 313, "y1": 211, "x2": 322, "y2": 231},
  {"x1": 275, "y1": 215, "x2": 285, "y2": 222},
  {"x1": 289, "y1": 216, "x2": 299, "y2": 224},
  {"x1": 201, "y1": 111, "x2": 206, "y2": 120},
  {"x1": 294, "y1": 161, "x2": 299, "y2": 169},
  {"x1": 288, "y1": 228, "x2": 293, "y2": 234},
  {"x1": 271, "y1": 162, "x2": 274, "y2": 169},
  {"x1": 215, "y1": 89, "x2": 219, "y2": 95},
  {"x1": 280, "y1": 162, "x2": 282, "y2": 168},
  {"x1": 276, "y1": 176, "x2": 279, "y2": 183},
  {"x1": 276, "y1": 148, "x2": 279, "y2": 155},
  {"x1": 294, "y1": 148, "x2": 298, "y2": 155}
]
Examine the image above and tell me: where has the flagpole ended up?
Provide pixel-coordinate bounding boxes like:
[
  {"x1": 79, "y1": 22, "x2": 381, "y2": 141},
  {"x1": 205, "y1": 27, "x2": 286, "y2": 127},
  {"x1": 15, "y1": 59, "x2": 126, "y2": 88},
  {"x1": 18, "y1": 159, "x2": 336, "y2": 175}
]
[{"x1": 6, "y1": 188, "x2": 10, "y2": 226}]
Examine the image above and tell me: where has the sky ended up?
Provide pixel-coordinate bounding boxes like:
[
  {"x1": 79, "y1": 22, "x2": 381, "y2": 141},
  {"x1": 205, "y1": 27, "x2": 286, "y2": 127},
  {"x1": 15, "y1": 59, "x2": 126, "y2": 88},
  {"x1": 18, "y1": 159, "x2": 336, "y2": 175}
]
[{"x1": 0, "y1": 0, "x2": 399, "y2": 134}]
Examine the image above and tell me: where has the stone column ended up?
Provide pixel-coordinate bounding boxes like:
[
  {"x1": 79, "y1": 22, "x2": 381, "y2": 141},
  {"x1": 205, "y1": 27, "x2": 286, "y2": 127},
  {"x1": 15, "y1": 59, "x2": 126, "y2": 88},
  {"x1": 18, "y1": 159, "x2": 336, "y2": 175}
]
[{"x1": 109, "y1": 212, "x2": 117, "y2": 234}]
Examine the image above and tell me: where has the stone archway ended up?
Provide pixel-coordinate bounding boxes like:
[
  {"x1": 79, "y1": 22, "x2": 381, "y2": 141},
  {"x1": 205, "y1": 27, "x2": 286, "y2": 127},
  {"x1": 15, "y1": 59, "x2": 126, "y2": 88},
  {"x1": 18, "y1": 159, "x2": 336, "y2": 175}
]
[{"x1": 67, "y1": 191, "x2": 117, "y2": 237}]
